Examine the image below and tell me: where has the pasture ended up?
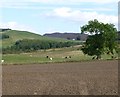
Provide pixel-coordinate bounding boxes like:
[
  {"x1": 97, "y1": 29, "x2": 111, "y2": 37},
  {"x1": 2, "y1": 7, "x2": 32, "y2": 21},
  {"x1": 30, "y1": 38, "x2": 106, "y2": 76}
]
[{"x1": 2, "y1": 45, "x2": 118, "y2": 65}]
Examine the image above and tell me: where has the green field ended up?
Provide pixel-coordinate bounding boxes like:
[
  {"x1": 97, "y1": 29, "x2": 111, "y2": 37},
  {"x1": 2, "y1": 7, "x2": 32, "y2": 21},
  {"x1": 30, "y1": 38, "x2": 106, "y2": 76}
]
[{"x1": 2, "y1": 45, "x2": 118, "y2": 65}]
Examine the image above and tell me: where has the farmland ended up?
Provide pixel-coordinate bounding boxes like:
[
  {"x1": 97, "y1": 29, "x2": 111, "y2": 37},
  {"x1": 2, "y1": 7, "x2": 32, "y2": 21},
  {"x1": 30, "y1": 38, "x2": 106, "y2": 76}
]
[
  {"x1": 2, "y1": 45, "x2": 118, "y2": 65},
  {"x1": 1, "y1": 0, "x2": 119, "y2": 95},
  {"x1": 2, "y1": 60, "x2": 118, "y2": 95},
  {"x1": 1, "y1": 29, "x2": 119, "y2": 95}
]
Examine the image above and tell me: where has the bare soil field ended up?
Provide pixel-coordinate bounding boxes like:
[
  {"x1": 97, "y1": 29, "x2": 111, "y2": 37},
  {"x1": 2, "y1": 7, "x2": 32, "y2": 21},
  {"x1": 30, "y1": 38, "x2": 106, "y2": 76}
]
[{"x1": 2, "y1": 60, "x2": 118, "y2": 95}]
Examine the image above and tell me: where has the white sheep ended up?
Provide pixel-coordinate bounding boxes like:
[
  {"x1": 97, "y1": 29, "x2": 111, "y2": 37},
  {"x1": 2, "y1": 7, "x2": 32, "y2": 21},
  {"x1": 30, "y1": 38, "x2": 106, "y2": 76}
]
[
  {"x1": 1, "y1": 60, "x2": 4, "y2": 63},
  {"x1": 49, "y1": 57, "x2": 53, "y2": 60},
  {"x1": 30, "y1": 55, "x2": 32, "y2": 57}
]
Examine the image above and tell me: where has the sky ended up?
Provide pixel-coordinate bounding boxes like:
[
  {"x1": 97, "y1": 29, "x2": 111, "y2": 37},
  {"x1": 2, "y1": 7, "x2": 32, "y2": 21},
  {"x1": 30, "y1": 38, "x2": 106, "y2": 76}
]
[{"x1": 0, "y1": 0, "x2": 119, "y2": 35}]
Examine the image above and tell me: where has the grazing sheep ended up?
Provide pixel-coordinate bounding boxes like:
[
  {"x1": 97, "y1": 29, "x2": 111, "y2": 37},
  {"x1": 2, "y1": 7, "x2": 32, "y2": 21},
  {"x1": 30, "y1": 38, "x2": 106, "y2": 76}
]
[
  {"x1": 46, "y1": 56, "x2": 49, "y2": 58},
  {"x1": 49, "y1": 57, "x2": 53, "y2": 60},
  {"x1": 1, "y1": 60, "x2": 4, "y2": 63},
  {"x1": 65, "y1": 56, "x2": 67, "y2": 59},
  {"x1": 30, "y1": 55, "x2": 32, "y2": 57},
  {"x1": 65, "y1": 56, "x2": 71, "y2": 59},
  {"x1": 92, "y1": 56, "x2": 96, "y2": 60}
]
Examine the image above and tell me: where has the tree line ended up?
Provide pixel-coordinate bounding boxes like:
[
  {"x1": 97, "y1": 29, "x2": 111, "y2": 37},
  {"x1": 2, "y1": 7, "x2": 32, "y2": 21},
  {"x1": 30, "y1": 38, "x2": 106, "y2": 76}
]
[{"x1": 2, "y1": 39, "x2": 82, "y2": 54}]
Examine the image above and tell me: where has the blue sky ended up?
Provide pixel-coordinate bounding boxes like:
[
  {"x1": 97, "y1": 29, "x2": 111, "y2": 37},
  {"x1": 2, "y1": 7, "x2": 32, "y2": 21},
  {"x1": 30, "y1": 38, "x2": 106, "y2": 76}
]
[{"x1": 0, "y1": 0, "x2": 119, "y2": 35}]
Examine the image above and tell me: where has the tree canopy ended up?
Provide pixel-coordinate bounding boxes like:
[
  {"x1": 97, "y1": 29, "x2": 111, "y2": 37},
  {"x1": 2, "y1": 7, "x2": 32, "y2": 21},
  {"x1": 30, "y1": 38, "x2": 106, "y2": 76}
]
[
  {"x1": 81, "y1": 19, "x2": 118, "y2": 59},
  {"x1": 2, "y1": 39, "x2": 82, "y2": 54}
]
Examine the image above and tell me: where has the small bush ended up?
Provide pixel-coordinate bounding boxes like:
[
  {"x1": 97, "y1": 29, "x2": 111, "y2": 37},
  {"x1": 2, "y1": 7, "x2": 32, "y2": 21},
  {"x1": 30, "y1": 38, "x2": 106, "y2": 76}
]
[{"x1": 0, "y1": 34, "x2": 9, "y2": 39}]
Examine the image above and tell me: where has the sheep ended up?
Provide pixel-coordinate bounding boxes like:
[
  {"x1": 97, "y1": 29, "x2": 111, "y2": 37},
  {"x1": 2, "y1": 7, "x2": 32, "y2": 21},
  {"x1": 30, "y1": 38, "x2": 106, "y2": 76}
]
[
  {"x1": 92, "y1": 56, "x2": 96, "y2": 60},
  {"x1": 65, "y1": 56, "x2": 71, "y2": 59},
  {"x1": 1, "y1": 60, "x2": 4, "y2": 63},
  {"x1": 49, "y1": 57, "x2": 53, "y2": 60},
  {"x1": 65, "y1": 56, "x2": 68, "y2": 59},
  {"x1": 30, "y1": 55, "x2": 32, "y2": 57},
  {"x1": 46, "y1": 56, "x2": 52, "y2": 60},
  {"x1": 46, "y1": 56, "x2": 49, "y2": 58}
]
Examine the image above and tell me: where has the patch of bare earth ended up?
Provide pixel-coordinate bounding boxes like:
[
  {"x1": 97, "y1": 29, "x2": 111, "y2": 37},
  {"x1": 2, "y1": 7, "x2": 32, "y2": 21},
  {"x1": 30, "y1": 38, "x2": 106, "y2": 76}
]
[{"x1": 2, "y1": 60, "x2": 118, "y2": 95}]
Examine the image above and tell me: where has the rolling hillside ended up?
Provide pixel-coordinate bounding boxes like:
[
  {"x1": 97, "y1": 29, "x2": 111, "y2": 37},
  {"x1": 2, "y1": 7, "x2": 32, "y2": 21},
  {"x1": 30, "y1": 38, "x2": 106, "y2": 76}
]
[{"x1": 1, "y1": 30, "x2": 73, "y2": 48}]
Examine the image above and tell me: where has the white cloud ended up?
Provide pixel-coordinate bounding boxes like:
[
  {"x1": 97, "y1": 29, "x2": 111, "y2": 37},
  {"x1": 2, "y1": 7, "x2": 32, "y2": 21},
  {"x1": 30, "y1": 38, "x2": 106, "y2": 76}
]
[
  {"x1": 53, "y1": 7, "x2": 71, "y2": 17},
  {"x1": 0, "y1": 22, "x2": 37, "y2": 33},
  {"x1": 45, "y1": 7, "x2": 118, "y2": 27}
]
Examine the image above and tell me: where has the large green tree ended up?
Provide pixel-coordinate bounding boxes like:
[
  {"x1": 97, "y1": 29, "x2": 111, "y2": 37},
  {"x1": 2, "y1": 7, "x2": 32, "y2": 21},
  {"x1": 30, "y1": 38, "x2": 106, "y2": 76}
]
[{"x1": 81, "y1": 19, "x2": 118, "y2": 59}]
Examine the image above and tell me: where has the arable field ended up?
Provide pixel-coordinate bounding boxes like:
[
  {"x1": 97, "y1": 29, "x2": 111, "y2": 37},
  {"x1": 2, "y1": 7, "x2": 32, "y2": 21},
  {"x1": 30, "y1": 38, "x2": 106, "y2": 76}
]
[{"x1": 2, "y1": 60, "x2": 118, "y2": 95}]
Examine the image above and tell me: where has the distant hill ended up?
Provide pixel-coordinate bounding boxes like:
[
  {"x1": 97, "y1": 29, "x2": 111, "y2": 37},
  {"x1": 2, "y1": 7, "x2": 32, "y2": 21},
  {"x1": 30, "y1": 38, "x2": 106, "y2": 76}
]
[
  {"x1": 0, "y1": 29, "x2": 71, "y2": 48},
  {"x1": 43, "y1": 32, "x2": 88, "y2": 41}
]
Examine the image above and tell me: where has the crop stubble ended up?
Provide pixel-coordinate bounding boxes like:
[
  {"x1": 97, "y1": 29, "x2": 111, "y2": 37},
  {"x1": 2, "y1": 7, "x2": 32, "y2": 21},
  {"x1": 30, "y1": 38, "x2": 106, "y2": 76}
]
[{"x1": 2, "y1": 60, "x2": 118, "y2": 95}]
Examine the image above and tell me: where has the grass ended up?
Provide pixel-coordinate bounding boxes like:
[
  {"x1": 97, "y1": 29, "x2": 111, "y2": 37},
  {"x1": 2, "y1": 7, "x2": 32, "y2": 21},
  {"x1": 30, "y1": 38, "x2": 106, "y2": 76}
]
[{"x1": 2, "y1": 46, "x2": 118, "y2": 65}]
